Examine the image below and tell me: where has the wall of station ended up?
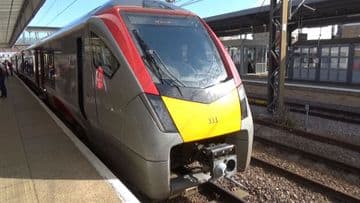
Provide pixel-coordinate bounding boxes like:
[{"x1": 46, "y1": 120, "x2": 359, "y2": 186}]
[
  {"x1": 222, "y1": 30, "x2": 360, "y2": 85},
  {"x1": 289, "y1": 40, "x2": 360, "y2": 84}
]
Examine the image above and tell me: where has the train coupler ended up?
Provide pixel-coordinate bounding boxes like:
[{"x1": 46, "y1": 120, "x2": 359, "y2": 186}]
[{"x1": 201, "y1": 143, "x2": 237, "y2": 179}]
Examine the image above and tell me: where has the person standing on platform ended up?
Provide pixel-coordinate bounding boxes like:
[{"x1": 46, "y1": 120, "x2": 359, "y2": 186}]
[
  {"x1": 6, "y1": 60, "x2": 13, "y2": 76},
  {"x1": 2, "y1": 61, "x2": 9, "y2": 78},
  {"x1": 0, "y1": 63, "x2": 7, "y2": 98}
]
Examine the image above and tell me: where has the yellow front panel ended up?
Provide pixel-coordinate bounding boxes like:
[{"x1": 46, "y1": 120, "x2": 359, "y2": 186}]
[{"x1": 162, "y1": 89, "x2": 241, "y2": 142}]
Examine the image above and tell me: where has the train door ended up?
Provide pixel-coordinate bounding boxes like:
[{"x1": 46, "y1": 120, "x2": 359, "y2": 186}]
[
  {"x1": 34, "y1": 50, "x2": 40, "y2": 87},
  {"x1": 39, "y1": 51, "x2": 45, "y2": 90},
  {"x1": 87, "y1": 25, "x2": 122, "y2": 138},
  {"x1": 83, "y1": 30, "x2": 99, "y2": 127}
]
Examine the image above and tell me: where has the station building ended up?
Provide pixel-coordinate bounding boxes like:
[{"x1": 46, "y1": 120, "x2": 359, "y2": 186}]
[
  {"x1": 206, "y1": 0, "x2": 360, "y2": 86},
  {"x1": 219, "y1": 23, "x2": 360, "y2": 85}
]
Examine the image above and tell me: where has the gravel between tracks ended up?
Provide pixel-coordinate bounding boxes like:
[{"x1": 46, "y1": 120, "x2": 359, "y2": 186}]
[
  {"x1": 251, "y1": 103, "x2": 360, "y2": 145},
  {"x1": 252, "y1": 142, "x2": 360, "y2": 198},
  {"x1": 167, "y1": 192, "x2": 210, "y2": 203},
  {"x1": 169, "y1": 165, "x2": 330, "y2": 203},
  {"x1": 254, "y1": 122, "x2": 360, "y2": 169},
  {"x1": 221, "y1": 165, "x2": 330, "y2": 202}
]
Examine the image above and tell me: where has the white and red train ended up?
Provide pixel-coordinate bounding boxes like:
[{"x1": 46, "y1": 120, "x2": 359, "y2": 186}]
[{"x1": 14, "y1": 0, "x2": 253, "y2": 200}]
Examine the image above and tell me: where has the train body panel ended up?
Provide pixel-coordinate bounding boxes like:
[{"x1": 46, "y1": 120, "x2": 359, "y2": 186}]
[
  {"x1": 162, "y1": 89, "x2": 241, "y2": 143},
  {"x1": 87, "y1": 95, "x2": 182, "y2": 199},
  {"x1": 16, "y1": 0, "x2": 254, "y2": 200}
]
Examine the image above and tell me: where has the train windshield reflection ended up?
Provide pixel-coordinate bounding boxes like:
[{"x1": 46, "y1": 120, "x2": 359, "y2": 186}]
[{"x1": 124, "y1": 13, "x2": 228, "y2": 88}]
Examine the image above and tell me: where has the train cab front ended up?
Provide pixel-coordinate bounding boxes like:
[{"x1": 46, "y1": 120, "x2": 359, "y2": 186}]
[{"x1": 116, "y1": 4, "x2": 253, "y2": 200}]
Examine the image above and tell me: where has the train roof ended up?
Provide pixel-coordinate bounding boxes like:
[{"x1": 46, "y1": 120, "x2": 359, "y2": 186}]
[
  {"x1": 27, "y1": 0, "x2": 187, "y2": 50},
  {"x1": 107, "y1": 0, "x2": 184, "y2": 10}
]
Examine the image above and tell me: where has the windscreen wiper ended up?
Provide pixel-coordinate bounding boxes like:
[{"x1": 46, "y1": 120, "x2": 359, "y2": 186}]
[
  {"x1": 132, "y1": 29, "x2": 162, "y2": 81},
  {"x1": 147, "y1": 49, "x2": 186, "y2": 87},
  {"x1": 132, "y1": 29, "x2": 185, "y2": 87}
]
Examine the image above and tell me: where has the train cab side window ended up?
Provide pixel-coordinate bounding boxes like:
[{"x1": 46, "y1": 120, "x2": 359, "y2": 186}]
[{"x1": 90, "y1": 32, "x2": 119, "y2": 78}]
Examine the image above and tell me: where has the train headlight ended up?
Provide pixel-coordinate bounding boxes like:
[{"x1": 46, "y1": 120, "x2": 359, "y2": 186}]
[
  {"x1": 145, "y1": 94, "x2": 178, "y2": 132},
  {"x1": 238, "y1": 84, "x2": 248, "y2": 120}
]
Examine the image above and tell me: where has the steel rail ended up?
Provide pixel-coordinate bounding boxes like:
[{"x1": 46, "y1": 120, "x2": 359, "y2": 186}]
[
  {"x1": 251, "y1": 157, "x2": 360, "y2": 203},
  {"x1": 200, "y1": 182, "x2": 247, "y2": 203},
  {"x1": 254, "y1": 136, "x2": 360, "y2": 175},
  {"x1": 248, "y1": 95, "x2": 360, "y2": 125},
  {"x1": 254, "y1": 118, "x2": 360, "y2": 153}
]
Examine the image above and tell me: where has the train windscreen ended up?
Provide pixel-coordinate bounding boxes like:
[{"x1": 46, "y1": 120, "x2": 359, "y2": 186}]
[{"x1": 124, "y1": 13, "x2": 228, "y2": 88}]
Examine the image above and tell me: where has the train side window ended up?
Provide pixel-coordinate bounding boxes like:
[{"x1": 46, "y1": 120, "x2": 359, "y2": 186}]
[
  {"x1": 90, "y1": 32, "x2": 119, "y2": 78},
  {"x1": 44, "y1": 53, "x2": 56, "y2": 88}
]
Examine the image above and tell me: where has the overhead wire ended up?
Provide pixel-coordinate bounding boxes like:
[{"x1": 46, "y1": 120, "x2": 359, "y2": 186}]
[
  {"x1": 45, "y1": 0, "x2": 80, "y2": 26},
  {"x1": 36, "y1": 0, "x2": 58, "y2": 25},
  {"x1": 179, "y1": 0, "x2": 205, "y2": 7}
]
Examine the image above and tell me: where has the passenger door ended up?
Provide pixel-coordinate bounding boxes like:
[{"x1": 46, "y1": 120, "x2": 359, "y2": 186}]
[
  {"x1": 83, "y1": 31, "x2": 99, "y2": 127},
  {"x1": 87, "y1": 30, "x2": 122, "y2": 136}
]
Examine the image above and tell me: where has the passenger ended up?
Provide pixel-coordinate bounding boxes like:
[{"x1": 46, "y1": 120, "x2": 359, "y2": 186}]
[
  {"x1": 0, "y1": 64, "x2": 7, "y2": 98},
  {"x1": 24, "y1": 60, "x2": 29, "y2": 75},
  {"x1": 178, "y1": 44, "x2": 197, "y2": 76},
  {"x1": 247, "y1": 58, "x2": 255, "y2": 74},
  {"x1": 2, "y1": 61, "x2": 9, "y2": 78},
  {"x1": 7, "y1": 60, "x2": 13, "y2": 76}
]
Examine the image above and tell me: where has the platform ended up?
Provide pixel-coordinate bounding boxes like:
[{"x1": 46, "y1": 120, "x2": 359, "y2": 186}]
[{"x1": 0, "y1": 77, "x2": 138, "y2": 202}]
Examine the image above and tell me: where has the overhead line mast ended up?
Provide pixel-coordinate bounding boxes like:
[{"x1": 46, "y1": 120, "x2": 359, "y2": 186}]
[{"x1": 267, "y1": 0, "x2": 289, "y2": 116}]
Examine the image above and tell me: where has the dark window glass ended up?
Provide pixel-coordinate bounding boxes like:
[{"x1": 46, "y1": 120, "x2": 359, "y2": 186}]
[
  {"x1": 330, "y1": 58, "x2": 338, "y2": 69},
  {"x1": 340, "y1": 47, "x2": 349, "y2": 57},
  {"x1": 229, "y1": 47, "x2": 241, "y2": 65},
  {"x1": 331, "y1": 47, "x2": 339, "y2": 56},
  {"x1": 321, "y1": 48, "x2": 329, "y2": 56},
  {"x1": 310, "y1": 47, "x2": 317, "y2": 54},
  {"x1": 23, "y1": 56, "x2": 34, "y2": 77},
  {"x1": 294, "y1": 57, "x2": 300, "y2": 68},
  {"x1": 90, "y1": 32, "x2": 119, "y2": 78},
  {"x1": 124, "y1": 13, "x2": 227, "y2": 88},
  {"x1": 321, "y1": 57, "x2": 329, "y2": 69},
  {"x1": 44, "y1": 53, "x2": 55, "y2": 88},
  {"x1": 354, "y1": 46, "x2": 360, "y2": 57},
  {"x1": 339, "y1": 58, "x2": 348, "y2": 69}
]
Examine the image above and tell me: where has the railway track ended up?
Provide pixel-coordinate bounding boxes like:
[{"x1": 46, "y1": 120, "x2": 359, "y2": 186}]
[
  {"x1": 254, "y1": 136, "x2": 360, "y2": 175},
  {"x1": 251, "y1": 157, "x2": 360, "y2": 203},
  {"x1": 255, "y1": 118, "x2": 360, "y2": 153},
  {"x1": 247, "y1": 95, "x2": 360, "y2": 125},
  {"x1": 199, "y1": 181, "x2": 247, "y2": 203}
]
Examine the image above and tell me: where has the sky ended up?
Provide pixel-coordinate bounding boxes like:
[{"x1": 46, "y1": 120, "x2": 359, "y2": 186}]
[
  {"x1": 28, "y1": 0, "x2": 329, "y2": 40},
  {"x1": 29, "y1": 0, "x2": 268, "y2": 27}
]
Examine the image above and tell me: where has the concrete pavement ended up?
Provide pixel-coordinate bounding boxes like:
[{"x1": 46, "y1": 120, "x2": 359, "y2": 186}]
[{"x1": 0, "y1": 77, "x2": 127, "y2": 203}]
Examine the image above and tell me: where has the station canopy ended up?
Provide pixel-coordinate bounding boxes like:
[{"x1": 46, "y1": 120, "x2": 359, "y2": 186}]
[
  {"x1": 205, "y1": 0, "x2": 360, "y2": 37},
  {"x1": 0, "y1": 0, "x2": 44, "y2": 48}
]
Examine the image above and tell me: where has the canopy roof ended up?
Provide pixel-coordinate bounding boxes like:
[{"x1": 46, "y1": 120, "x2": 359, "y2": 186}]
[
  {"x1": 0, "y1": 0, "x2": 44, "y2": 48},
  {"x1": 205, "y1": 0, "x2": 360, "y2": 36}
]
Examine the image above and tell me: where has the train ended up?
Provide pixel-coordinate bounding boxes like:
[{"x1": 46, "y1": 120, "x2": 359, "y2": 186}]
[{"x1": 14, "y1": 0, "x2": 254, "y2": 200}]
